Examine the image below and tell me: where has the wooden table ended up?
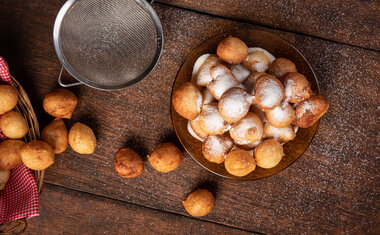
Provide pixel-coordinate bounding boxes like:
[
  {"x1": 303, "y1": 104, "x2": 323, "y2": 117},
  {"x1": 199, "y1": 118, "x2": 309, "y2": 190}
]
[{"x1": 0, "y1": 0, "x2": 379, "y2": 234}]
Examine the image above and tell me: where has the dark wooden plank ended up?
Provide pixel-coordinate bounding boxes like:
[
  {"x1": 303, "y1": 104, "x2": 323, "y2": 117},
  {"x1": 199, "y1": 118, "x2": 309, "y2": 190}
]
[
  {"x1": 157, "y1": 0, "x2": 380, "y2": 51},
  {"x1": 0, "y1": 1, "x2": 379, "y2": 234},
  {"x1": 27, "y1": 184, "x2": 255, "y2": 234}
]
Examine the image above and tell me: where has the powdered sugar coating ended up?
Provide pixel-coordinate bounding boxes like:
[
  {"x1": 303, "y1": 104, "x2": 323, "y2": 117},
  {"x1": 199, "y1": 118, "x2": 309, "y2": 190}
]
[
  {"x1": 202, "y1": 135, "x2": 234, "y2": 164},
  {"x1": 263, "y1": 123, "x2": 296, "y2": 143},
  {"x1": 191, "y1": 54, "x2": 210, "y2": 84},
  {"x1": 201, "y1": 88, "x2": 215, "y2": 105},
  {"x1": 248, "y1": 47, "x2": 276, "y2": 62},
  {"x1": 196, "y1": 55, "x2": 219, "y2": 86},
  {"x1": 208, "y1": 65, "x2": 244, "y2": 100},
  {"x1": 265, "y1": 102, "x2": 295, "y2": 128},
  {"x1": 229, "y1": 112, "x2": 264, "y2": 145},
  {"x1": 218, "y1": 87, "x2": 254, "y2": 123},
  {"x1": 199, "y1": 103, "x2": 230, "y2": 135},
  {"x1": 255, "y1": 75, "x2": 285, "y2": 110},
  {"x1": 230, "y1": 64, "x2": 251, "y2": 82}
]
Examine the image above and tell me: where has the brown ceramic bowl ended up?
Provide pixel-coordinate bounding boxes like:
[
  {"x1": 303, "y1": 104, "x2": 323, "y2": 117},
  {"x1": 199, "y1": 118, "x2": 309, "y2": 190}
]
[{"x1": 171, "y1": 29, "x2": 319, "y2": 180}]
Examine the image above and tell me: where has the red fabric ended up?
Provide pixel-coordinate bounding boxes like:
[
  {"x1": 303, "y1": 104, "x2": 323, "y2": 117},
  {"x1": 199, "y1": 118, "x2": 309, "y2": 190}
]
[{"x1": 0, "y1": 56, "x2": 39, "y2": 224}]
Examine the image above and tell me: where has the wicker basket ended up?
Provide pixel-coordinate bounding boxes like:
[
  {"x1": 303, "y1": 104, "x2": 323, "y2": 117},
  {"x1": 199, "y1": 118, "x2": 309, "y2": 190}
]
[{"x1": 0, "y1": 76, "x2": 44, "y2": 234}]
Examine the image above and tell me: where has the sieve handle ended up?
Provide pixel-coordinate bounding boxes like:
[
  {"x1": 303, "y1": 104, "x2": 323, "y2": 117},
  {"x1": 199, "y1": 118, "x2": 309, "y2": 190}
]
[{"x1": 58, "y1": 66, "x2": 82, "y2": 87}]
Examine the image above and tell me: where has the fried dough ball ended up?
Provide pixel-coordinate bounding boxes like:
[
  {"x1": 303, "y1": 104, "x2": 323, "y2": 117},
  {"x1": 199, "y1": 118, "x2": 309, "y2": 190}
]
[
  {"x1": 196, "y1": 55, "x2": 220, "y2": 86},
  {"x1": 254, "y1": 74, "x2": 285, "y2": 111},
  {"x1": 172, "y1": 82, "x2": 203, "y2": 120},
  {"x1": 202, "y1": 135, "x2": 234, "y2": 164},
  {"x1": 41, "y1": 119, "x2": 68, "y2": 154},
  {"x1": 268, "y1": 58, "x2": 297, "y2": 80},
  {"x1": 229, "y1": 112, "x2": 263, "y2": 145},
  {"x1": 20, "y1": 140, "x2": 55, "y2": 170},
  {"x1": 243, "y1": 72, "x2": 267, "y2": 95},
  {"x1": 0, "y1": 85, "x2": 18, "y2": 115},
  {"x1": 148, "y1": 142, "x2": 183, "y2": 173},
  {"x1": 293, "y1": 95, "x2": 329, "y2": 128},
  {"x1": 0, "y1": 140, "x2": 25, "y2": 170},
  {"x1": 0, "y1": 111, "x2": 28, "y2": 139},
  {"x1": 183, "y1": 188, "x2": 215, "y2": 217},
  {"x1": 190, "y1": 116, "x2": 208, "y2": 139},
  {"x1": 43, "y1": 88, "x2": 78, "y2": 119},
  {"x1": 114, "y1": 147, "x2": 144, "y2": 178},
  {"x1": 254, "y1": 139, "x2": 284, "y2": 169},
  {"x1": 199, "y1": 103, "x2": 230, "y2": 135},
  {"x1": 187, "y1": 121, "x2": 205, "y2": 142},
  {"x1": 264, "y1": 123, "x2": 296, "y2": 143},
  {"x1": 236, "y1": 140, "x2": 262, "y2": 150},
  {"x1": 208, "y1": 64, "x2": 243, "y2": 100},
  {"x1": 265, "y1": 102, "x2": 295, "y2": 128},
  {"x1": 230, "y1": 64, "x2": 251, "y2": 83},
  {"x1": 283, "y1": 72, "x2": 312, "y2": 103},
  {"x1": 0, "y1": 169, "x2": 10, "y2": 190},
  {"x1": 201, "y1": 88, "x2": 216, "y2": 105},
  {"x1": 224, "y1": 149, "x2": 256, "y2": 177},
  {"x1": 68, "y1": 122, "x2": 97, "y2": 154},
  {"x1": 242, "y1": 51, "x2": 270, "y2": 72},
  {"x1": 217, "y1": 36, "x2": 248, "y2": 64},
  {"x1": 249, "y1": 104, "x2": 266, "y2": 123},
  {"x1": 218, "y1": 87, "x2": 253, "y2": 123}
]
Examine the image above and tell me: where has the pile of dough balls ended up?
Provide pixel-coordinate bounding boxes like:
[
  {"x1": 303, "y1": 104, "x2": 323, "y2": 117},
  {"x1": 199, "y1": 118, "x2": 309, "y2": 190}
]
[
  {"x1": 0, "y1": 86, "x2": 97, "y2": 191},
  {"x1": 173, "y1": 36, "x2": 329, "y2": 177}
]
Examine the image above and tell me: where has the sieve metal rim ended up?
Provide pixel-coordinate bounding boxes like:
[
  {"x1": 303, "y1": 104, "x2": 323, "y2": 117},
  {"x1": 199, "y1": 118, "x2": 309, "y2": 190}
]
[{"x1": 53, "y1": 0, "x2": 163, "y2": 90}]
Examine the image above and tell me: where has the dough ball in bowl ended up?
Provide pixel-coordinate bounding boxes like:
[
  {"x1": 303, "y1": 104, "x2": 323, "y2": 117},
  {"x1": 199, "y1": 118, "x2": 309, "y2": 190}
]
[
  {"x1": 224, "y1": 149, "x2": 256, "y2": 177},
  {"x1": 148, "y1": 142, "x2": 183, "y2": 173},
  {"x1": 43, "y1": 88, "x2": 78, "y2": 119},
  {"x1": 293, "y1": 95, "x2": 329, "y2": 128},
  {"x1": 41, "y1": 118, "x2": 68, "y2": 154},
  {"x1": 0, "y1": 169, "x2": 10, "y2": 190},
  {"x1": 242, "y1": 51, "x2": 270, "y2": 72},
  {"x1": 208, "y1": 64, "x2": 243, "y2": 100},
  {"x1": 183, "y1": 188, "x2": 215, "y2": 217},
  {"x1": 172, "y1": 82, "x2": 203, "y2": 120},
  {"x1": 243, "y1": 72, "x2": 267, "y2": 95},
  {"x1": 254, "y1": 74, "x2": 285, "y2": 111},
  {"x1": 21, "y1": 140, "x2": 55, "y2": 170},
  {"x1": 68, "y1": 122, "x2": 97, "y2": 154},
  {"x1": 0, "y1": 139, "x2": 25, "y2": 170},
  {"x1": 199, "y1": 103, "x2": 230, "y2": 135},
  {"x1": 283, "y1": 72, "x2": 312, "y2": 103},
  {"x1": 0, "y1": 111, "x2": 28, "y2": 139},
  {"x1": 254, "y1": 139, "x2": 284, "y2": 169},
  {"x1": 195, "y1": 55, "x2": 220, "y2": 87},
  {"x1": 218, "y1": 87, "x2": 253, "y2": 123},
  {"x1": 265, "y1": 102, "x2": 295, "y2": 128},
  {"x1": 264, "y1": 123, "x2": 296, "y2": 143},
  {"x1": 0, "y1": 85, "x2": 18, "y2": 115},
  {"x1": 202, "y1": 134, "x2": 234, "y2": 164},
  {"x1": 114, "y1": 147, "x2": 144, "y2": 178},
  {"x1": 268, "y1": 58, "x2": 297, "y2": 80},
  {"x1": 189, "y1": 116, "x2": 208, "y2": 140},
  {"x1": 229, "y1": 112, "x2": 263, "y2": 145},
  {"x1": 217, "y1": 36, "x2": 248, "y2": 64}
]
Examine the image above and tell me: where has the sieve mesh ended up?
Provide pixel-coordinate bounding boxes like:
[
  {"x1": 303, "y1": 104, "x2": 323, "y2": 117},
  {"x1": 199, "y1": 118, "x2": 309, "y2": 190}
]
[{"x1": 58, "y1": 0, "x2": 159, "y2": 88}]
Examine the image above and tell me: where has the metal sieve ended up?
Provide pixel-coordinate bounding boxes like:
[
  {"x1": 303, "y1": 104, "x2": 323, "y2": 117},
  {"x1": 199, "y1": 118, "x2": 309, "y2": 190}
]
[{"x1": 53, "y1": 0, "x2": 163, "y2": 90}]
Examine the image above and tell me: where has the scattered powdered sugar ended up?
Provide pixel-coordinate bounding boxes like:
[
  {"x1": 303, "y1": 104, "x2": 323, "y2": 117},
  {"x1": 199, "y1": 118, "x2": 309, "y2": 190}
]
[
  {"x1": 259, "y1": 78, "x2": 283, "y2": 107},
  {"x1": 248, "y1": 47, "x2": 276, "y2": 62},
  {"x1": 201, "y1": 88, "x2": 215, "y2": 104},
  {"x1": 230, "y1": 64, "x2": 251, "y2": 82},
  {"x1": 191, "y1": 54, "x2": 210, "y2": 83},
  {"x1": 187, "y1": 120, "x2": 205, "y2": 142}
]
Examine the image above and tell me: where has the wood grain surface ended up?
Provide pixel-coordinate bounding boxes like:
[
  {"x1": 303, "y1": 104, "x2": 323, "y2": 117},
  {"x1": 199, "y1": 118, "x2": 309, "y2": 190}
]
[
  {"x1": 0, "y1": 0, "x2": 379, "y2": 234},
  {"x1": 157, "y1": 0, "x2": 380, "y2": 51}
]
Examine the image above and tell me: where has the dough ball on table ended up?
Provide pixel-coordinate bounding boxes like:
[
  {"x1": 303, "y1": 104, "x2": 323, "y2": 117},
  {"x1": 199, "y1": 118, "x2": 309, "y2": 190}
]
[
  {"x1": 68, "y1": 122, "x2": 97, "y2": 154},
  {"x1": 217, "y1": 36, "x2": 248, "y2": 64},
  {"x1": 172, "y1": 82, "x2": 203, "y2": 120},
  {"x1": 254, "y1": 139, "x2": 284, "y2": 169},
  {"x1": 218, "y1": 87, "x2": 253, "y2": 123},
  {"x1": 195, "y1": 55, "x2": 220, "y2": 87},
  {"x1": 0, "y1": 139, "x2": 25, "y2": 170},
  {"x1": 21, "y1": 140, "x2": 55, "y2": 170},
  {"x1": 41, "y1": 119, "x2": 68, "y2": 154},
  {"x1": 0, "y1": 85, "x2": 18, "y2": 115},
  {"x1": 293, "y1": 95, "x2": 329, "y2": 128},
  {"x1": 254, "y1": 74, "x2": 285, "y2": 111},
  {"x1": 243, "y1": 72, "x2": 267, "y2": 95},
  {"x1": 202, "y1": 134, "x2": 233, "y2": 164},
  {"x1": 0, "y1": 111, "x2": 28, "y2": 139},
  {"x1": 265, "y1": 102, "x2": 295, "y2": 128},
  {"x1": 224, "y1": 149, "x2": 256, "y2": 177},
  {"x1": 190, "y1": 116, "x2": 208, "y2": 140},
  {"x1": 114, "y1": 147, "x2": 144, "y2": 178},
  {"x1": 242, "y1": 51, "x2": 270, "y2": 72},
  {"x1": 268, "y1": 58, "x2": 297, "y2": 80},
  {"x1": 199, "y1": 103, "x2": 230, "y2": 135},
  {"x1": 283, "y1": 72, "x2": 312, "y2": 103},
  {"x1": 0, "y1": 169, "x2": 10, "y2": 190},
  {"x1": 208, "y1": 64, "x2": 243, "y2": 100},
  {"x1": 264, "y1": 123, "x2": 296, "y2": 143},
  {"x1": 148, "y1": 142, "x2": 183, "y2": 173},
  {"x1": 230, "y1": 64, "x2": 251, "y2": 83},
  {"x1": 201, "y1": 88, "x2": 216, "y2": 105},
  {"x1": 183, "y1": 188, "x2": 215, "y2": 217},
  {"x1": 229, "y1": 112, "x2": 263, "y2": 145},
  {"x1": 43, "y1": 88, "x2": 78, "y2": 119}
]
